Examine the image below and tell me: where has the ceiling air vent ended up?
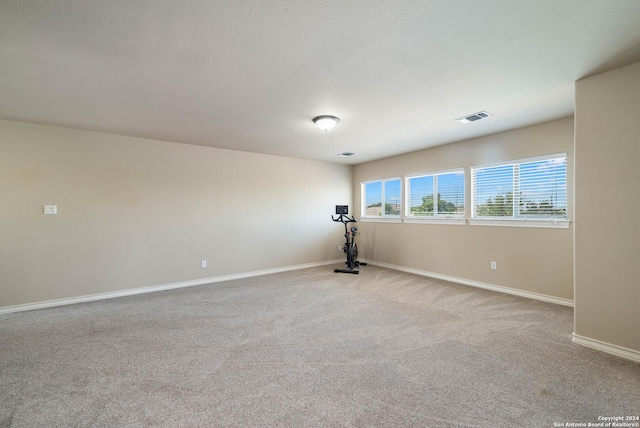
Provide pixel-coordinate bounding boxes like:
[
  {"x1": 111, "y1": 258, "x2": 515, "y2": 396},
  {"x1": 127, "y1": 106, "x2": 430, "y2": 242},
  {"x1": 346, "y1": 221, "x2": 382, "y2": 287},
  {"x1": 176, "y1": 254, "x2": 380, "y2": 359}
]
[
  {"x1": 338, "y1": 152, "x2": 355, "y2": 157},
  {"x1": 455, "y1": 111, "x2": 492, "y2": 124}
]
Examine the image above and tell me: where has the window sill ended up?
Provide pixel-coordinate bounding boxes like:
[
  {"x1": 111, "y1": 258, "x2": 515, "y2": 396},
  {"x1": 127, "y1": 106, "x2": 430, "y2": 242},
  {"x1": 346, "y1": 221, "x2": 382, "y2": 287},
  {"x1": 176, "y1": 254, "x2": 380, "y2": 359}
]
[
  {"x1": 403, "y1": 217, "x2": 466, "y2": 225},
  {"x1": 359, "y1": 217, "x2": 402, "y2": 224},
  {"x1": 469, "y1": 218, "x2": 570, "y2": 229}
]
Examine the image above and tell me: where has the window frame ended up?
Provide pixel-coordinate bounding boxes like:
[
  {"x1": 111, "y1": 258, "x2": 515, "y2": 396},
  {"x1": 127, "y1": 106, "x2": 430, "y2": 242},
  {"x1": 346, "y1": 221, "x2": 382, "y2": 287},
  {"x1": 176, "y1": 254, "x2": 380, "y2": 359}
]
[
  {"x1": 404, "y1": 168, "x2": 466, "y2": 225},
  {"x1": 360, "y1": 177, "x2": 402, "y2": 223},
  {"x1": 470, "y1": 153, "x2": 570, "y2": 229}
]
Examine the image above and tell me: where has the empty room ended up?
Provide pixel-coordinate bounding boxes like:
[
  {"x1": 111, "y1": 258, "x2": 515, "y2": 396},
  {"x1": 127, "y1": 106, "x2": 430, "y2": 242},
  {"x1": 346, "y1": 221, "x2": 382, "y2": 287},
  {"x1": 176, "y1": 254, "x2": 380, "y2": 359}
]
[{"x1": 1, "y1": 1, "x2": 639, "y2": 427}]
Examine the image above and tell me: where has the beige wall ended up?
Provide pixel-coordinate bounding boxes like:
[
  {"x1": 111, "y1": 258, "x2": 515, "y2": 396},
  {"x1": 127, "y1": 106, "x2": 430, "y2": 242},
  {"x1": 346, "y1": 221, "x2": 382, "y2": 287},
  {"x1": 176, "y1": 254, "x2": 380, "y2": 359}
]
[
  {"x1": 353, "y1": 118, "x2": 574, "y2": 300},
  {"x1": 574, "y1": 62, "x2": 640, "y2": 352},
  {"x1": 0, "y1": 120, "x2": 352, "y2": 308}
]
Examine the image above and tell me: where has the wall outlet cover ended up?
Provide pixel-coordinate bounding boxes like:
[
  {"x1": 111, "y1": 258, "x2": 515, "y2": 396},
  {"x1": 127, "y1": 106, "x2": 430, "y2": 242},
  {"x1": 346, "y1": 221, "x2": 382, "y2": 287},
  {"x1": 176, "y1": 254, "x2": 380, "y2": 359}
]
[{"x1": 44, "y1": 205, "x2": 57, "y2": 215}]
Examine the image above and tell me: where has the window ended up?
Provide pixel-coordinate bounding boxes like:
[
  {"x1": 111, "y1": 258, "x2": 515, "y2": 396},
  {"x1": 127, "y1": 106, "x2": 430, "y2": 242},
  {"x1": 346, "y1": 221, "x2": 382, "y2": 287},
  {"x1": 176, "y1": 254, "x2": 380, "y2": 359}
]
[
  {"x1": 361, "y1": 178, "x2": 401, "y2": 221},
  {"x1": 405, "y1": 169, "x2": 465, "y2": 224},
  {"x1": 471, "y1": 153, "x2": 568, "y2": 228}
]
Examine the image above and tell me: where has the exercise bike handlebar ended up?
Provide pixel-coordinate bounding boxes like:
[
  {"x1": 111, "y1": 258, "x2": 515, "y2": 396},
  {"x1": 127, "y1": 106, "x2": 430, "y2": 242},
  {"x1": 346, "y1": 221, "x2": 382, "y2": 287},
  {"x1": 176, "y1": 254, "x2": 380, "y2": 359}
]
[{"x1": 331, "y1": 213, "x2": 357, "y2": 224}]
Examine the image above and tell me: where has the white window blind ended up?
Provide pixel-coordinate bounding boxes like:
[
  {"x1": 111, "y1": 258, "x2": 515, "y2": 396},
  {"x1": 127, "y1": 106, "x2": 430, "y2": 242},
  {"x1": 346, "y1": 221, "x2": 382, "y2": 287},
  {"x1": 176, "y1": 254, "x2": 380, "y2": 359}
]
[
  {"x1": 472, "y1": 154, "x2": 567, "y2": 221},
  {"x1": 362, "y1": 178, "x2": 401, "y2": 218},
  {"x1": 406, "y1": 170, "x2": 464, "y2": 218}
]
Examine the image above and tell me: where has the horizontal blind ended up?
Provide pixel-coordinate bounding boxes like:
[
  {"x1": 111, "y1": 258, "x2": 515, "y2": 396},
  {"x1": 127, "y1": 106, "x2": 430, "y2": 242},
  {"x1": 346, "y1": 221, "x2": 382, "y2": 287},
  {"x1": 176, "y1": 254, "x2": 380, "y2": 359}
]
[
  {"x1": 362, "y1": 178, "x2": 401, "y2": 217},
  {"x1": 364, "y1": 182, "x2": 381, "y2": 207},
  {"x1": 517, "y1": 157, "x2": 567, "y2": 217},
  {"x1": 407, "y1": 170, "x2": 464, "y2": 217},
  {"x1": 473, "y1": 164, "x2": 514, "y2": 217},
  {"x1": 436, "y1": 171, "x2": 465, "y2": 216},
  {"x1": 384, "y1": 179, "x2": 401, "y2": 215},
  {"x1": 472, "y1": 155, "x2": 567, "y2": 219},
  {"x1": 407, "y1": 175, "x2": 434, "y2": 216}
]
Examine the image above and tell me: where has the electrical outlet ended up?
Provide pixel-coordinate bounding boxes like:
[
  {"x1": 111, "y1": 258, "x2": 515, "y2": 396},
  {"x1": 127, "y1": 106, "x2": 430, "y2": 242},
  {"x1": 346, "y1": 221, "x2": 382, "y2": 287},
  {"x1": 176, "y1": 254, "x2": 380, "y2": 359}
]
[
  {"x1": 491, "y1": 261, "x2": 497, "y2": 270},
  {"x1": 338, "y1": 245, "x2": 342, "y2": 252},
  {"x1": 44, "y1": 205, "x2": 57, "y2": 215},
  {"x1": 201, "y1": 260, "x2": 207, "y2": 268}
]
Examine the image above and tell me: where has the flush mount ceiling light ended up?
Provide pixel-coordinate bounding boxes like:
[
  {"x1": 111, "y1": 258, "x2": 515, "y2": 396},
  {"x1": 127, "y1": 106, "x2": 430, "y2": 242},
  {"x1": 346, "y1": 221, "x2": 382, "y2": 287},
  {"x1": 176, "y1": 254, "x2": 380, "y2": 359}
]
[{"x1": 313, "y1": 115, "x2": 340, "y2": 131}]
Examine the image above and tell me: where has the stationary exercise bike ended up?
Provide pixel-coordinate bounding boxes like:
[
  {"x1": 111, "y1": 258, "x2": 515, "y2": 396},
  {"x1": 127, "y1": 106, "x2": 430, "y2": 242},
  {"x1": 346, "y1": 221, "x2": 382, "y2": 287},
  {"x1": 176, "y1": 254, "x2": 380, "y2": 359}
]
[{"x1": 332, "y1": 205, "x2": 367, "y2": 274}]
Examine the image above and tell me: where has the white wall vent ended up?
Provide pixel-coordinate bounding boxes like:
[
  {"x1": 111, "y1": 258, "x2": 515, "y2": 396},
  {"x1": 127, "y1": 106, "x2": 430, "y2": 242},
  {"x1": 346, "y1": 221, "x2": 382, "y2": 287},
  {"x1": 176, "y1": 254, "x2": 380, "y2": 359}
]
[{"x1": 455, "y1": 111, "x2": 492, "y2": 124}]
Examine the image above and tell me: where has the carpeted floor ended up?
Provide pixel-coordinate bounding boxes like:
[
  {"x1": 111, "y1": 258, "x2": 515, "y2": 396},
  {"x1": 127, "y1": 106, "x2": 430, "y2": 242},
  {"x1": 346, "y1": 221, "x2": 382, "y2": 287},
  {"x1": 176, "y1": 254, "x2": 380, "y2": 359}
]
[{"x1": 1, "y1": 265, "x2": 638, "y2": 427}]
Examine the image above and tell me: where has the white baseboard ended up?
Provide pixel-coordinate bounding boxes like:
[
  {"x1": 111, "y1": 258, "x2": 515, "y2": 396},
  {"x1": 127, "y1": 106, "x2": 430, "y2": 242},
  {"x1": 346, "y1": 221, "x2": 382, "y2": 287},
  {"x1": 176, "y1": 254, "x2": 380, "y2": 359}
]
[
  {"x1": 0, "y1": 259, "x2": 343, "y2": 315},
  {"x1": 364, "y1": 260, "x2": 574, "y2": 307},
  {"x1": 572, "y1": 333, "x2": 640, "y2": 363}
]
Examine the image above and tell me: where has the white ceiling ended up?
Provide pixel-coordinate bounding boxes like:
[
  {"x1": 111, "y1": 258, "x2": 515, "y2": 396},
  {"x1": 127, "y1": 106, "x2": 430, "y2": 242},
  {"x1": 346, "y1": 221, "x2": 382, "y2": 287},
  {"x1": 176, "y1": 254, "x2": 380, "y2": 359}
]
[{"x1": 1, "y1": 1, "x2": 640, "y2": 164}]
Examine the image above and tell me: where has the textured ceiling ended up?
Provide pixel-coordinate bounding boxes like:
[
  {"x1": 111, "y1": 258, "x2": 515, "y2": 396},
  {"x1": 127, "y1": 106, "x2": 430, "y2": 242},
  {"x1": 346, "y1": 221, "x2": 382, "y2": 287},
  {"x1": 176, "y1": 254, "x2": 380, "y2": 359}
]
[{"x1": 1, "y1": 1, "x2": 640, "y2": 164}]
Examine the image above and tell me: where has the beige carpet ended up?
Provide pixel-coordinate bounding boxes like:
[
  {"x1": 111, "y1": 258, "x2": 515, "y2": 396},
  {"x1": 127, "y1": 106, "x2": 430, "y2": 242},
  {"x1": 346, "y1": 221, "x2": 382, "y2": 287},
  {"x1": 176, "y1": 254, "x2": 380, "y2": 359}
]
[{"x1": 1, "y1": 265, "x2": 638, "y2": 427}]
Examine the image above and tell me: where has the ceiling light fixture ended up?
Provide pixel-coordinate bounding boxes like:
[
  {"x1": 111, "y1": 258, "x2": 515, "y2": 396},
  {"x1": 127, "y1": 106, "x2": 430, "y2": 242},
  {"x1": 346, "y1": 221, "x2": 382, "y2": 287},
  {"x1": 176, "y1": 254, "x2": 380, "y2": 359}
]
[{"x1": 313, "y1": 115, "x2": 340, "y2": 131}]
